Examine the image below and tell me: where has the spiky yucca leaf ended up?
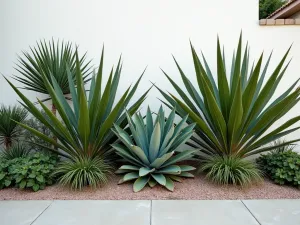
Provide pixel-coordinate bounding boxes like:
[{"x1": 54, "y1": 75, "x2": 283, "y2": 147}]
[
  {"x1": 0, "y1": 105, "x2": 28, "y2": 149},
  {"x1": 112, "y1": 106, "x2": 196, "y2": 192},
  {"x1": 157, "y1": 34, "x2": 300, "y2": 160},
  {"x1": 14, "y1": 40, "x2": 92, "y2": 96},
  {"x1": 5, "y1": 47, "x2": 150, "y2": 189}
]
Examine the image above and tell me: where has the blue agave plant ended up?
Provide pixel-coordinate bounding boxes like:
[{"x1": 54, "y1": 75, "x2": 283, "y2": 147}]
[{"x1": 112, "y1": 107, "x2": 196, "y2": 192}]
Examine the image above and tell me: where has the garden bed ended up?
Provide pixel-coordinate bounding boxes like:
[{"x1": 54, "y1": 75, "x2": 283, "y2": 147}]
[{"x1": 1, "y1": 175, "x2": 299, "y2": 200}]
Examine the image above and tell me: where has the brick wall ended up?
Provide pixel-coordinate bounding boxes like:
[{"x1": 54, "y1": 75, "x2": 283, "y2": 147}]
[{"x1": 259, "y1": 19, "x2": 300, "y2": 25}]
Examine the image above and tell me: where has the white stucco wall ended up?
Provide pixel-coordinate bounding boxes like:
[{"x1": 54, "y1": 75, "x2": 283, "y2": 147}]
[{"x1": 0, "y1": 0, "x2": 300, "y2": 144}]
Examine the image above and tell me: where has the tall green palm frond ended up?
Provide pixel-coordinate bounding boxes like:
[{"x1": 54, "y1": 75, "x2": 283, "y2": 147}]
[
  {"x1": 6, "y1": 47, "x2": 151, "y2": 161},
  {"x1": 156, "y1": 33, "x2": 300, "y2": 159},
  {"x1": 0, "y1": 105, "x2": 28, "y2": 149}
]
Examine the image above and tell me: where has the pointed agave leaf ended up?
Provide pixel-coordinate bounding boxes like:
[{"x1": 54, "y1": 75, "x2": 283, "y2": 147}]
[
  {"x1": 149, "y1": 122, "x2": 161, "y2": 162},
  {"x1": 139, "y1": 167, "x2": 155, "y2": 177},
  {"x1": 148, "y1": 178, "x2": 157, "y2": 188},
  {"x1": 130, "y1": 145, "x2": 150, "y2": 165},
  {"x1": 150, "y1": 152, "x2": 174, "y2": 168},
  {"x1": 179, "y1": 165, "x2": 196, "y2": 172},
  {"x1": 78, "y1": 82, "x2": 90, "y2": 150},
  {"x1": 179, "y1": 172, "x2": 194, "y2": 178},
  {"x1": 146, "y1": 107, "x2": 154, "y2": 141},
  {"x1": 217, "y1": 37, "x2": 230, "y2": 120},
  {"x1": 151, "y1": 174, "x2": 167, "y2": 186},
  {"x1": 163, "y1": 150, "x2": 196, "y2": 167},
  {"x1": 158, "y1": 165, "x2": 181, "y2": 175},
  {"x1": 133, "y1": 176, "x2": 149, "y2": 192},
  {"x1": 119, "y1": 172, "x2": 139, "y2": 184},
  {"x1": 165, "y1": 177, "x2": 174, "y2": 192},
  {"x1": 227, "y1": 77, "x2": 243, "y2": 151},
  {"x1": 119, "y1": 165, "x2": 140, "y2": 171}
]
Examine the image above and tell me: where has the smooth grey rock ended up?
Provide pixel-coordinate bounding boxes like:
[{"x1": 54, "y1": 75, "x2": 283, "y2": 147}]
[
  {"x1": 152, "y1": 200, "x2": 259, "y2": 225},
  {"x1": 243, "y1": 199, "x2": 300, "y2": 225},
  {"x1": 0, "y1": 200, "x2": 52, "y2": 225},
  {"x1": 32, "y1": 200, "x2": 150, "y2": 225}
]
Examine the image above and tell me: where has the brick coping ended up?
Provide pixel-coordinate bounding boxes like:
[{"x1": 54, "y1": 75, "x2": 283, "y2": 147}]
[{"x1": 259, "y1": 19, "x2": 300, "y2": 25}]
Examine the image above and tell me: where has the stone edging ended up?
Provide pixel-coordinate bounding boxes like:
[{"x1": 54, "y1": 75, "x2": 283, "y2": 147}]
[{"x1": 259, "y1": 19, "x2": 300, "y2": 25}]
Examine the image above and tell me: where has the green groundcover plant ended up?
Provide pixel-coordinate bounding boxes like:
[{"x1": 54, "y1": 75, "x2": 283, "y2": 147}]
[
  {"x1": 156, "y1": 33, "x2": 300, "y2": 186},
  {"x1": 0, "y1": 153, "x2": 58, "y2": 191},
  {"x1": 112, "y1": 107, "x2": 196, "y2": 192},
  {"x1": 257, "y1": 149, "x2": 300, "y2": 188},
  {"x1": 5, "y1": 48, "x2": 150, "y2": 190}
]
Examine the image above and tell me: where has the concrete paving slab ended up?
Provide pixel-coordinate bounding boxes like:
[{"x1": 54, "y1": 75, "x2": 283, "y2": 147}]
[
  {"x1": 0, "y1": 200, "x2": 53, "y2": 225},
  {"x1": 243, "y1": 199, "x2": 300, "y2": 225},
  {"x1": 152, "y1": 200, "x2": 259, "y2": 225},
  {"x1": 32, "y1": 200, "x2": 150, "y2": 225}
]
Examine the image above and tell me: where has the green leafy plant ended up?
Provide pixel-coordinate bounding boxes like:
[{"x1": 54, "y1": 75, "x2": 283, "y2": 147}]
[
  {"x1": 156, "y1": 34, "x2": 300, "y2": 185},
  {"x1": 14, "y1": 40, "x2": 92, "y2": 114},
  {"x1": 201, "y1": 155, "x2": 262, "y2": 186},
  {"x1": 0, "y1": 143, "x2": 31, "y2": 160},
  {"x1": 112, "y1": 107, "x2": 196, "y2": 192},
  {"x1": 0, "y1": 153, "x2": 58, "y2": 191},
  {"x1": 0, "y1": 105, "x2": 28, "y2": 149},
  {"x1": 257, "y1": 150, "x2": 300, "y2": 188},
  {"x1": 6, "y1": 48, "x2": 150, "y2": 189}
]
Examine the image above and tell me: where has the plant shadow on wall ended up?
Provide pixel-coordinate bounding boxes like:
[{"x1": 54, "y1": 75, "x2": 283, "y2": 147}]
[
  {"x1": 5, "y1": 47, "x2": 151, "y2": 190},
  {"x1": 155, "y1": 33, "x2": 300, "y2": 186}
]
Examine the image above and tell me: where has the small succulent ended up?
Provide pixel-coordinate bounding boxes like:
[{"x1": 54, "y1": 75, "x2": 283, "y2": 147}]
[{"x1": 112, "y1": 106, "x2": 196, "y2": 192}]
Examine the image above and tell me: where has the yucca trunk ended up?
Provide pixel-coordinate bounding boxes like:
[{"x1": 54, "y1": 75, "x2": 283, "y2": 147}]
[{"x1": 4, "y1": 136, "x2": 12, "y2": 149}]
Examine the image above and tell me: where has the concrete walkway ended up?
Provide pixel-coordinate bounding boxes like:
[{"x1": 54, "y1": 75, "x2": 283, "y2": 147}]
[{"x1": 0, "y1": 200, "x2": 299, "y2": 225}]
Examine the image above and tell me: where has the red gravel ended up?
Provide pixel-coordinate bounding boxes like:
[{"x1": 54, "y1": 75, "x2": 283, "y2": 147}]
[{"x1": 1, "y1": 175, "x2": 299, "y2": 200}]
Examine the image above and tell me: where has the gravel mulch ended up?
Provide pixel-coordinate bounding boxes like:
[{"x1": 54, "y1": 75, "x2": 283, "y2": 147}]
[{"x1": 1, "y1": 175, "x2": 300, "y2": 200}]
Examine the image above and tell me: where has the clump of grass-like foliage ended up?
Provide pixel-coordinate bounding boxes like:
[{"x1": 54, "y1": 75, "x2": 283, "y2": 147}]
[{"x1": 200, "y1": 155, "x2": 263, "y2": 187}]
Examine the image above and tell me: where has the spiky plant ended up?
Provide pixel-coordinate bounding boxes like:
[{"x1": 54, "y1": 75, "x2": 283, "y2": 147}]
[
  {"x1": 112, "y1": 107, "x2": 196, "y2": 192},
  {"x1": 201, "y1": 155, "x2": 262, "y2": 186},
  {"x1": 14, "y1": 40, "x2": 92, "y2": 114},
  {"x1": 156, "y1": 34, "x2": 300, "y2": 185},
  {"x1": 5, "y1": 48, "x2": 150, "y2": 189},
  {"x1": 53, "y1": 157, "x2": 112, "y2": 190},
  {"x1": 270, "y1": 139, "x2": 296, "y2": 154},
  {"x1": 0, "y1": 105, "x2": 28, "y2": 149},
  {"x1": 0, "y1": 143, "x2": 31, "y2": 160}
]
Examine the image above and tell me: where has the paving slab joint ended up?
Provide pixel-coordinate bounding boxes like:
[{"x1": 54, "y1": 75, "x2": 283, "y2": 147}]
[
  {"x1": 150, "y1": 200, "x2": 153, "y2": 225},
  {"x1": 241, "y1": 200, "x2": 261, "y2": 225},
  {"x1": 30, "y1": 200, "x2": 54, "y2": 225}
]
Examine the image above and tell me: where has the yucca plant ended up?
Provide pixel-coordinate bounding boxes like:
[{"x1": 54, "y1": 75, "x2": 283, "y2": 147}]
[
  {"x1": 156, "y1": 34, "x2": 300, "y2": 185},
  {"x1": 0, "y1": 105, "x2": 28, "y2": 149},
  {"x1": 112, "y1": 107, "x2": 196, "y2": 192},
  {"x1": 0, "y1": 143, "x2": 31, "y2": 160},
  {"x1": 5, "y1": 48, "x2": 150, "y2": 189},
  {"x1": 14, "y1": 40, "x2": 92, "y2": 114}
]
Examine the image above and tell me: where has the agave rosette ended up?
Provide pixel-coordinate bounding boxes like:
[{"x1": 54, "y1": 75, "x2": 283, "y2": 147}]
[{"x1": 112, "y1": 107, "x2": 196, "y2": 192}]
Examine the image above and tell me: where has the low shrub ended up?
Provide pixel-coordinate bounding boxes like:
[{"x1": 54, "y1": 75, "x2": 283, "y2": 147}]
[
  {"x1": 0, "y1": 153, "x2": 59, "y2": 191},
  {"x1": 257, "y1": 150, "x2": 300, "y2": 188},
  {"x1": 200, "y1": 155, "x2": 262, "y2": 187}
]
